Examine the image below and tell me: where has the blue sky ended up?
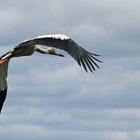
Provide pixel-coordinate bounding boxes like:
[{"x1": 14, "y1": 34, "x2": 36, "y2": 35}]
[{"x1": 0, "y1": 0, "x2": 140, "y2": 140}]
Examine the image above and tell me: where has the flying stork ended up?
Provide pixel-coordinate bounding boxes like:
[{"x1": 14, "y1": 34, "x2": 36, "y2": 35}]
[{"x1": 0, "y1": 34, "x2": 102, "y2": 114}]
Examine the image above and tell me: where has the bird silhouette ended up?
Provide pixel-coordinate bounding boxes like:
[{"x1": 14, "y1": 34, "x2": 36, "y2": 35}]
[{"x1": 0, "y1": 34, "x2": 102, "y2": 114}]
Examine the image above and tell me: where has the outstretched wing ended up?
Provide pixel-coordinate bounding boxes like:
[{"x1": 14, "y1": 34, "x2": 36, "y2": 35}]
[{"x1": 33, "y1": 34, "x2": 102, "y2": 73}]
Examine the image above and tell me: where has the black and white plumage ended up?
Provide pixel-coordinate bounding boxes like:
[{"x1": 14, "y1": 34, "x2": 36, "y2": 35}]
[{"x1": 0, "y1": 34, "x2": 102, "y2": 114}]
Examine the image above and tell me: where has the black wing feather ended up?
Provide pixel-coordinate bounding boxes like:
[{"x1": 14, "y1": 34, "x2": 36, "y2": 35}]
[{"x1": 33, "y1": 36, "x2": 102, "y2": 72}]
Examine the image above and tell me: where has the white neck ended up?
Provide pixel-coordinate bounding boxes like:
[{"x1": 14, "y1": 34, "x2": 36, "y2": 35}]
[{"x1": 0, "y1": 61, "x2": 9, "y2": 90}]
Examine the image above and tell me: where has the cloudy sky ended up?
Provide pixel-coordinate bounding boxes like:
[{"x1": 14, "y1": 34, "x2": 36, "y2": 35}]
[{"x1": 0, "y1": 0, "x2": 140, "y2": 140}]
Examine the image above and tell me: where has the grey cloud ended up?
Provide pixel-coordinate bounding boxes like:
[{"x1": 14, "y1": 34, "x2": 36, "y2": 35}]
[
  {"x1": 6, "y1": 56, "x2": 139, "y2": 108},
  {"x1": 0, "y1": 124, "x2": 139, "y2": 140},
  {"x1": 0, "y1": 0, "x2": 140, "y2": 140}
]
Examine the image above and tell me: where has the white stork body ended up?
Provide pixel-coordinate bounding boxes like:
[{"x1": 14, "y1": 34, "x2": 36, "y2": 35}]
[{"x1": 0, "y1": 34, "x2": 102, "y2": 114}]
